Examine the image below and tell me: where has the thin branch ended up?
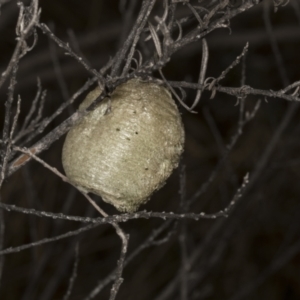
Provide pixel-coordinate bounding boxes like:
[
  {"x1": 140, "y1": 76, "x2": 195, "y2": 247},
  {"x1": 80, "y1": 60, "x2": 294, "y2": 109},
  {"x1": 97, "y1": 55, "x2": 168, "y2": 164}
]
[
  {"x1": 179, "y1": 165, "x2": 188, "y2": 300},
  {"x1": 0, "y1": 208, "x2": 4, "y2": 288},
  {"x1": 0, "y1": 0, "x2": 40, "y2": 90},
  {"x1": 169, "y1": 81, "x2": 300, "y2": 103},
  {"x1": 7, "y1": 77, "x2": 103, "y2": 176},
  {"x1": 14, "y1": 146, "x2": 129, "y2": 300},
  {"x1": 112, "y1": 0, "x2": 156, "y2": 76},
  {"x1": 20, "y1": 78, "x2": 42, "y2": 131},
  {"x1": 202, "y1": 107, "x2": 238, "y2": 188},
  {"x1": 0, "y1": 201, "x2": 249, "y2": 223},
  {"x1": 0, "y1": 222, "x2": 99, "y2": 256},
  {"x1": 38, "y1": 23, "x2": 105, "y2": 88},
  {"x1": 218, "y1": 43, "x2": 249, "y2": 82},
  {"x1": 85, "y1": 220, "x2": 176, "y2": 299},
  {"x1": 154, "y1": 172, "x2": 250, "y2": 300},
  {"x1": 120, "y1": 0, "x2": 156, "y2": 76},
  {"x1": 263, "y1": 0, "x2": 289, "y2": 86},
  {"x1": 186, "y1": 100, "x2": 260, "y2": 207},
  {"x1": 63, "y1": 243, "x2": 80, "y2": 300},
  {"x1": 4, "y1": 1, "x2": 266, "y2": 179},
  {"x1": 0, "y1": 64, "x2": 19, "y2": 188},
  {"x1": 229, "y1": 238, "x2": 300, "y2": 300},
  {"x1": 48, "y1": 24, "x2": 70, "y2": 102},
  {"x1": 157, "y1": 1, "x2": 257, "y2": 62},
  {"x1": 16, "y1": 90, "x2": 47, "y2": 143},
  {"x1": 159, "y1": 69, "x2": 193, "y2": 111},
  {"x1": 0, "y1": 201, "x2": 100, "y2": 223}
]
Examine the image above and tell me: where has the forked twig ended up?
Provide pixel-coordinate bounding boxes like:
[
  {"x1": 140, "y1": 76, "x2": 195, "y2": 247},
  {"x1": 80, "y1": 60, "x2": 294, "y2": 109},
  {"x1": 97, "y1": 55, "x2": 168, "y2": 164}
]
[{"x1": 13, "y1": 146, "x2": 129, "y2": 300}]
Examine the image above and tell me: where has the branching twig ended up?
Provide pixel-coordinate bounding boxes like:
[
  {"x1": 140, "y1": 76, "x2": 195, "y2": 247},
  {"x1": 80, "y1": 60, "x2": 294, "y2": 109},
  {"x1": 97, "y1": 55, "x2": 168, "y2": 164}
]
[
  {"x1": 14, "y1": 146, "x2": 129, "y2": 300},
  {"x1": 1, "y1": 2, "x2": 298, "y2": 299},
  {"x1": 112, "y1": 0, "x2": 156, "y2": 77},
  {"x1": 0, "y1": 64, "x2": 19, "y2": 188},
  {"x1": 169, "y1": 81, "x2": 300, "y2": 103},
  {"x1": 0, "y1": 0, "x2": 40, "y2": 90},
  {"x1": 85, "y1": 220, "x2": 176, "y2": 299},
  {"x1": 38, "y1": 23, "x2": 105, "y2": 88}
]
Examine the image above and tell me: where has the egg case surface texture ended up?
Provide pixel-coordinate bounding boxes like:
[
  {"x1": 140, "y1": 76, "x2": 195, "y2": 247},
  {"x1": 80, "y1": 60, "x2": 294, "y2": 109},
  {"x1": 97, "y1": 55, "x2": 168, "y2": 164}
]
[{"x1": 62, "y1": 79, "x2": 185, "y2": 212}]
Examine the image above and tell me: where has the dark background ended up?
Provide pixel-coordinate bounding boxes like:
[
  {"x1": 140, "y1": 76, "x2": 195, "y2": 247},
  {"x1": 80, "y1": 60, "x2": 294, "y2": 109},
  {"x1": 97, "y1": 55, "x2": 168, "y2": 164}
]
[{"x1": 1, "y1": 0, "x2": 300, "y2": 299}]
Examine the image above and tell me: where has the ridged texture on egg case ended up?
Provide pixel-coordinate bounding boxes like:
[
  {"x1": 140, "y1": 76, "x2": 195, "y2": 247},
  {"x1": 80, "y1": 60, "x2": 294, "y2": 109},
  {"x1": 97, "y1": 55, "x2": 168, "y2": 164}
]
[{"x1": 62, "y1": 79, "x2": 185, "y2": 212}]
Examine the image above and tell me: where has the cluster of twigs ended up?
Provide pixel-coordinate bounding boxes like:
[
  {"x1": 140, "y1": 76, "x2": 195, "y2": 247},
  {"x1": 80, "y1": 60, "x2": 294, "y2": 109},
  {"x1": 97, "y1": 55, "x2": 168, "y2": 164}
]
[{"x1": 1, "y1": 0, "x2": 299, "y2": 299}]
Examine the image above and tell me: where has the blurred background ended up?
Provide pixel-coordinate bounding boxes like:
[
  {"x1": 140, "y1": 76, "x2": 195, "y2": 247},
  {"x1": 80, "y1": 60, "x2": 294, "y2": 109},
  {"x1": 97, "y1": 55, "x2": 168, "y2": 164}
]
[{"x1": 1, "y1": 0, "x2": 300, "y2": 299}]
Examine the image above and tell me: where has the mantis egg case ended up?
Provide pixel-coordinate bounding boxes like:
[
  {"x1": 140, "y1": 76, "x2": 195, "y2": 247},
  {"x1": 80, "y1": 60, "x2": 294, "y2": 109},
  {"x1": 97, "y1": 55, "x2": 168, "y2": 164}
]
[{"x1": 62, "y1": 79, "x2": 185, "y2": 212}]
